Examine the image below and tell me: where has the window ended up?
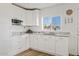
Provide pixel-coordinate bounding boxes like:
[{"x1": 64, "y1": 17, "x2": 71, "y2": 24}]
[
  {"x1": 42, "y1": 16, "x2": 51, "y2": 31},
  {"x1": 42, "y1": 16, "x2": 61, "y2": 31}
]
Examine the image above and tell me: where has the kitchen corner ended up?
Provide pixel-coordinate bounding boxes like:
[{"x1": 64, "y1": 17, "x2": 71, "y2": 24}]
[{"x1": 0, "y1": 3, "x2": 78, "y2": 56}]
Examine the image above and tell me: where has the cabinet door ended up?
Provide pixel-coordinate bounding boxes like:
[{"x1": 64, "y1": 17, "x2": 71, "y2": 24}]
[
  {"x1": 37, "y1": 35, "x2": 46, "y2": 51},
  {"x1": 30, "y1": 34, "x2": 55, "y2": 55},
  {"x1": 26, "y1": 10, "x2": 39, "y2": 26},
  {"x1": 47, "y1": 36, "x2": 55, "y2": 54},
  {"x1": 12, "y1": 36, "x2": 24, "y2": 55},
  {"x1": 26, "y1": 11, "x2": 36, "y2": 26},
  {"x1": 11, "y1": 36, "x2": 20, "y2": 55},
  {"x1": 32, "y1": 10, "x2": 39, "y2": 26},
  {"x1": 25, "y1": 34, "x2": 30, "y2": 50},
  {"x1": 69, "y1": 36, "x2": 77, "y2": 55},
  {"x1": 11, "y1": 35, "x2": 29, "y2": 55},
  {"x1": 30, "y1": 34, "x2": 33, "y2": 48},
  {"x1": 18, "y1": 35, "x2": 29, "y2": 52},
  {"x1": 30, "y1": 34, "x2": 39, "y2": 49},
  {"x1": 37, "y1": 35, "x2": 55, "y2": 55},
  {"x1": 26, "y1": 11, "x2": 33, "y2": 26},
  {"x1": 56, "y1": 37, "x2": 68, "y2": 56}
]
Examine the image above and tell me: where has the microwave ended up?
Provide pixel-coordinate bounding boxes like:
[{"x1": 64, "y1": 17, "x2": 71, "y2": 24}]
[{"x1": 12, "y1": 19, "x2": 23, "y2": 25}]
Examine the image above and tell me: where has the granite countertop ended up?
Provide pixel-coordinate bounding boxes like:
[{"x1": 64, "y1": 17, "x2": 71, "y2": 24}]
[
  {"x1": 11, "y1": 31, "x2": 70, "y2": 37},
  {"x1": 27, "y1": 31, "x2": 70, "y2": 37}
]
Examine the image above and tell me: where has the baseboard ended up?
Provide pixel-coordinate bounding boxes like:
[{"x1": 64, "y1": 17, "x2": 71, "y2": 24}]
[
  {"x1": 15, "y1": 48, "x2": 30, "y2": 56},
  {"x1": 16, "y1": 48, "x2": 54, "y2": 56},
  {"x1": 30, "y1": 48, "x2": 55, "y2": 56},
  {"x1": 30, "y1": 48, "x2": 69, "y2": 56},
  {"x1": 13, "y1": 48, "x2": 70, "y2": 56},
  {"x1": 69, "y1": 54, "x2": 76, "y2": 56}
]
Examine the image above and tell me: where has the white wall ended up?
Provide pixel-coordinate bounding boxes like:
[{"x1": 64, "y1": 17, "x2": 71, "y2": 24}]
[
  {"x1": 0, "y1": 4, "x2": 13, "y2": 55},
  {"x1": 39, "y1": 4, "x2": 78, "y2": 31},
  {"x1": 0, "y1": 3, "x2": 28, "y2": 55},
  {"x1": 39, "y1": 3, "x2": 79, "y2": 55}
]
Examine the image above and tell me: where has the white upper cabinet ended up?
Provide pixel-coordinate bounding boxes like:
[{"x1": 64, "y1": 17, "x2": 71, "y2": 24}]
[
  {"x1": 32, "y1": 10, "x2": 40, "y2": 26},
  {"x1": 26, "y1": 10, "x2": 40, "y2": 26},
  {"x1": 10, "y1": 4, "x2": 27, "y2": 26},
  {"x1": 26, "y1": 11, "x2": 33, "y2": 26},
  {"x1": 9, "y1": 4, "x2": 40, "y2": 26}
]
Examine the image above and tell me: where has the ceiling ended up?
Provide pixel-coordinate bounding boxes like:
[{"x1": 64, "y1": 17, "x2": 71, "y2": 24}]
[{"x1": 15, "y1": 3, "x2": 57, "y2": 9}]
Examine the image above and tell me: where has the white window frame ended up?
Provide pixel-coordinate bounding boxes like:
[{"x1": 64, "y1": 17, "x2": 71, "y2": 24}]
[{"x1": 41, "y1": 16, "x2": 62, "y2": 32}]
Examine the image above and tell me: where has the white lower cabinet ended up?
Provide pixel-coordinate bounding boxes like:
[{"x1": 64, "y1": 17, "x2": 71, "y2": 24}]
[
  {"x1": 55, "y1": 37, "x2": 68, "y2": 56},
  {"x1": 10, "y1": 36, "x2": 20, "y2": 55},
  {"x1": 11, "y1": 37, "x2": 19, "y2": 55},
  {"x1": 30, "y1": 34, "x2": 69, "y2": 56},
  {"x1": 10, "y1": 34, "x2": 29, "y2": 55},
  {"x1": 37, "y1": 35, "x2": 56, "y2": 55},
  {"x1": 69, "y1": 36, "x2": 77, "y2": 55},
  {"x1": 35, "y1": 35, "x2": 48, "y2": 51},
  {"x1": 25, "y1": 34, "x2": 30, "y2": 50},
  {"x1": 47, "y1": 36, "x2": 56, "y2": 54},
  {"x1": 30, "y1": 34, "x2": 39, "y2": 49},
  {"x1": 30, "y1": 34, "x2": 55, "y2": 55},
  {"x1": 10, "y1": 34, "x2": 69, "y2": 56}
]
